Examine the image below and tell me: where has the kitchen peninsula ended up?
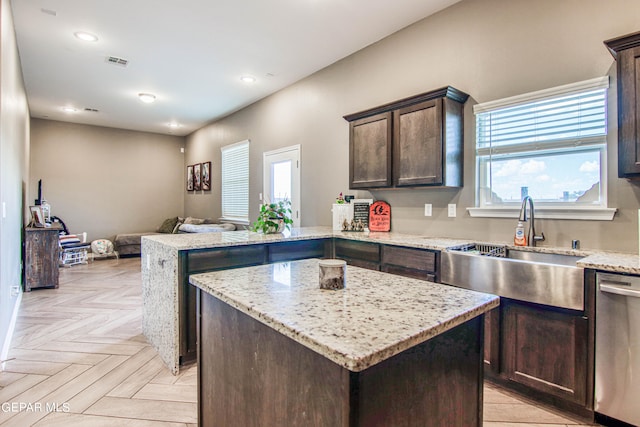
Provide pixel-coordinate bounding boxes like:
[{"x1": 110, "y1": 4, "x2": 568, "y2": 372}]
[
  {"x1": 190, "y1": 259, "x2": 499, "y2": 426},
  {"x1": 141, "y1": 227, "x2": 472, "y2": 374}
]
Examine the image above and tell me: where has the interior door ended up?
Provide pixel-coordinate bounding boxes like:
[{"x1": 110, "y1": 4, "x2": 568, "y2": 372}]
[{"x1": 263, "y1": 145, "x2": 300, "y2": 228}]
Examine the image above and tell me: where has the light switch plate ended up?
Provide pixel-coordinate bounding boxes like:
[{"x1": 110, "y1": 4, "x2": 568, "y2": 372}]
[
  {"x1": 424, "y1": 204, "x2": 432, "y2": 217},
  {"x1": 448, "y1": 204, "x2": 456, "y2": 217}
]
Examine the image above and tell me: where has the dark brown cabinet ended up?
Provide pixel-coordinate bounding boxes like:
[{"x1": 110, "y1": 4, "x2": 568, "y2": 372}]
[
  {"x1": 344, "y1": 87, "x2": 468, "y2": 189},
  {"x1": 502, "y1": 300, "x2": 589, "y2": 407},
  {"x1": 334, "y1": 238, "x2": 380, "y2": 270},
  {"x1": 24, "y1": 226, "x2": 60, "y2": 291},
  {"x1": 381, "y1": 245, "x2": 437, "y2": 282},
  {"x1": 605, "y1": 31, "x2": 640, "y2": 179},
  {"x1": 348, "y1": 112, "x2": 392, "y2": 189}
]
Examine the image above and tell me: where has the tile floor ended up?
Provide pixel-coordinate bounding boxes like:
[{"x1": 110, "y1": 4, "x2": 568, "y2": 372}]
[{"x1": 0, "y1": 257, "x2": 601, "y2": 426}]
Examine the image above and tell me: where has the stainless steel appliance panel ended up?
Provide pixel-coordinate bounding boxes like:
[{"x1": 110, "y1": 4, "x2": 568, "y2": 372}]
[{"x1": 595, "y1": 272, "x2": 640, "y2": 426}]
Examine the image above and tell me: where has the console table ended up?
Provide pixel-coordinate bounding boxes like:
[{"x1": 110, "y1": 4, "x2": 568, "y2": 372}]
[{"x1": 24, "y1": 225, "x2": 61, "y2": 291}]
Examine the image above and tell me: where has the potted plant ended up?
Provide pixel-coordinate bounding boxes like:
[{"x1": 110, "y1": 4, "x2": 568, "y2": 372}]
[{"x1": 251, "y1": 199, "x2": 294, "y2": 234}]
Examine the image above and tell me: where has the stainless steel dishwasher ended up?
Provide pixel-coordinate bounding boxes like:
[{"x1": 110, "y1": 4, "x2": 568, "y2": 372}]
[{"x1": 595, "y1": 272, "x2": 640, "y2": 426}]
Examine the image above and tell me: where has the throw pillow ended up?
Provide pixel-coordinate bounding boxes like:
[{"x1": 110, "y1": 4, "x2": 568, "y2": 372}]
[
  {"x1": 183, "y1": 217, "x2": 205, "y2": 225},
  {"x1": 158, "y1": 217, "x2": 179, "y2": 233}
]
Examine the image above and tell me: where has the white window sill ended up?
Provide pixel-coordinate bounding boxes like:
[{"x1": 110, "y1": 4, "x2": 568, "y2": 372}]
[{"x1": 467, "y1": 207, "x2": 617, "y2": 221}]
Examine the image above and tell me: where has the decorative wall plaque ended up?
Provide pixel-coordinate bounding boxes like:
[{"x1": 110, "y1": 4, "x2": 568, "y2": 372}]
[{"x1": 368, "y1": 201, "x2": 391, "y2": 232}]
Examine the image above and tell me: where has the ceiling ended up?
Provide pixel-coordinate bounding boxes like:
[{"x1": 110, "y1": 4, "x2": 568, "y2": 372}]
[{"x1": 12, "y1": 0, "x2": 460, "y2": 136}]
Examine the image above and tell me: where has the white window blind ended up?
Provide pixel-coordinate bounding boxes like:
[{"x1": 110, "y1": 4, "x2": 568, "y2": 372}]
[
  {"x1": 221, "y1": 140, "x2": 249, "y2": 222},
  {"x1": 476, "y1": 79, "x2": 608, "y2": 156},
  {"x1": 473, "y1": 77, "x2": 609, "y2": 212}
]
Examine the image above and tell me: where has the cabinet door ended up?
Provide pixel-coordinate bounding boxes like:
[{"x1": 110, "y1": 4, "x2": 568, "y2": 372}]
[
  {"x1": 617, "y1": 45, "x2": 640, "y2": 178},
  {"x1": 502, "y1": 301, "x2": 588, "y2": 406},
  {"x1": 393, "y1": 99, "x2": 443, "y2": 186},
  {"x1": 380, "y1": 245, "x2": 437, "y2": 282},
  {"x1": 334, "y1": 239, "x2": 380, "y2": 270},
  {"x1": 349, "y1": 112, "x2": 392, "y2": 189}
]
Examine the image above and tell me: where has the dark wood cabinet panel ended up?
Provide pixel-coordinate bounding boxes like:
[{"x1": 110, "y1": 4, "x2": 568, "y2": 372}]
[
  {"x1": 344, "y1": 87, "x2": 468, "y2": 189},
  {"x1": 349, "y1": 112, "x2": 392, "y2": 189},
  {"x1": 381, "y1": 245, "x2": 436, "y2": 272},
  {"x1": 198, "y1": 289, "x2": 484, "y2": 427},
  {"x1": 267, "y1": 239, "x2": 329, "y2": 263},
  {"x1": 605, "y1": 31, "x2": 640, "y2": 178},
  {"x1": 381, "y1": 245, "x2": 437, "y2": 281},
  {"x1": 502, "y1": 300, "x2": 588, "y2": 406},
  {"x1": 334, "y1": 238, "x2": 380, "y2": 270},
  {"x1": 187, "y1": 245, "x2": 267, "y2": 272},
  {"x1": 394, "y1": 99, "x2": 442, "y2": 186},
  {"x1": 484, "y1": 307, "x2": 501, "y2": 374},
  {"x1": 24, "y1": 226, "x2": 60, "y2": 291}
]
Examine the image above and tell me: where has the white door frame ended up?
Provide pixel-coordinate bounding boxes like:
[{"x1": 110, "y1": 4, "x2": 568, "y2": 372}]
[{"x1": 263, "y1": 145, "x2": 301, "y2": 227}]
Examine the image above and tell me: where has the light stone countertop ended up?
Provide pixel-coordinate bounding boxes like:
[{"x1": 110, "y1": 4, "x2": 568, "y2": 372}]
[
  {"x1": 143, "y1": 226, "x2": 475, "y2": 252},
  {"x1": 577, "y1": 252, "x2": 640, "y2": 275},
  {"x1": 189, "y1": 258, "x2": 499, "y2": 372}
]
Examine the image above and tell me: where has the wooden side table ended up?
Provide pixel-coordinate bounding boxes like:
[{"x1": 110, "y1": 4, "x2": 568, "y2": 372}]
[{"x1": 24, "y1": 224, "x2": 61, "y2": 291}]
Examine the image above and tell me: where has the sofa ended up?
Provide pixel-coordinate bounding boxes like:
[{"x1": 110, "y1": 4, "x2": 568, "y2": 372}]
[{"x1": 114, "y1": 217, "x2": 236, "y2": 256}]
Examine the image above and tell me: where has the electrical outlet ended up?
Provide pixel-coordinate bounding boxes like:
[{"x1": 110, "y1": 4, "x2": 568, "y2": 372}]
[
  {"x1": 10, "y1": 286, "x2": 20, "y2": 297},
  {"x1": 424, "y1": 204, "x2": 432, "y2": 217},
  {"x1": 448, "y1": 204, "x2": 457, "y2": 217}
]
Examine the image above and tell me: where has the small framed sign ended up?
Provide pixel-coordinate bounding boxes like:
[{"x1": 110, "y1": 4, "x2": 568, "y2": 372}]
[{"x1": 369, "y1": 201, "x2": 391, "y2": 232}]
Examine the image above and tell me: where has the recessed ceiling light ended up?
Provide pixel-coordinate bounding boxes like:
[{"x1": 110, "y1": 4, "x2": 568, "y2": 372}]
[
  {"x1": 138, "y1": 93, "x2": 156, "y2": 103},
  {"x1": 240, "y1": 75, "x2": 256, "y2": 83},
  {"x1": 168, "y1": 122, "x2": 180, "y2": 129},
  {"x1": 74, "y1": 31, "x2": 98, "y2": 42},
  {"x1": 62, "y1": 107, "x2": 77, "y2": 113}
]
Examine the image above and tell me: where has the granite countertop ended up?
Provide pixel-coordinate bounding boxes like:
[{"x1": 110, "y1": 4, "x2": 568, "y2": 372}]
[
  {"x1": 143, "y1": 226, "x2": 474, "y2": 251},
  {"x1": 189, "y1": 258, "x2": 499, "y2": 372}
]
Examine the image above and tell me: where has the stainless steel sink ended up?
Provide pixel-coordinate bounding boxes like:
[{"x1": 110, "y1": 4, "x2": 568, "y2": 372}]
[{"x1": 440, "y1": 243, "x2": 585, "y2": 310}]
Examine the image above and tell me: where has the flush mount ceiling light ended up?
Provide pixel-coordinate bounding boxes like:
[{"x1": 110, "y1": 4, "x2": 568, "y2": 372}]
[
  {"x1": 138, "y1": 93, "x2": 156, "y2": 103},
  {"x1": 74, "y1": 31, "x2": 98, "y2": 42},
  {"x1": 168, "y1": 122, "x2": 180, "y2": 129},
  {"x1": 240, "y1": 75, "x2": 256, "y2": 83},
  {"x1": 62, "y1": 106, "x2": 77, "y2": 113}
]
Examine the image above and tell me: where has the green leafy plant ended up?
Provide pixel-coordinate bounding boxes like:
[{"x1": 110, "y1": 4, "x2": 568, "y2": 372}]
[{"x1": 251, "y1": 199, "x2": 294, "y2": 233}]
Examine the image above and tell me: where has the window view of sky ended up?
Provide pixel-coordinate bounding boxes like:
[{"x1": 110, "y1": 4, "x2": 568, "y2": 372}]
[{"x1": 486, "y1": 150, "x2": 600, "y2": 203}]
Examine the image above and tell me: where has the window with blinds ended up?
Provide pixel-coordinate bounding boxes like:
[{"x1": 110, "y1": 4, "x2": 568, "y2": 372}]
[
  {"x1": 221, "y1": 140, "x2": 250, "y2": 222},
  {"x1": 474, "y1": 77, "x2": 608, "y2": 209}
]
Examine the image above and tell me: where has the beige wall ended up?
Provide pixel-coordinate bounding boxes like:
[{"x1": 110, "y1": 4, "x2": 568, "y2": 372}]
[
  {"x1": 30, "y1": 119, "x2": 186, "y2": 241},
  {"x1": 186, "y1": 0, "x2": 640, "y2": 253},
  {"x1": 1, "y1": 0, "x2": 30, "y2": 355}
]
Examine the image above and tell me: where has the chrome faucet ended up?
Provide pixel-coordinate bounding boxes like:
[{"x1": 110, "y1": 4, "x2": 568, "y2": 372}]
[{"x1": 518, "y1": 196, "x2": 545, "y2": 247}]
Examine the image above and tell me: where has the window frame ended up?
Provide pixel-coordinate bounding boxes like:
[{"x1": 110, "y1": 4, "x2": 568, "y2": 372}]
[
  {"x1": 220, "y1": 139, "x2": 250, "y2": 224},
  {"x1": 469, "y1": 77, "x2": 616, "y2": 221}
]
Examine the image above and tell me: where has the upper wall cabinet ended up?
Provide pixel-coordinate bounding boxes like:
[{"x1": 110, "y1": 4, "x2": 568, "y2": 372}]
[
  {"x1": 344, "y1": 87, "x2": 469, "y2": 189},
  {"x1": 605, "y1": 31, "x2": 640, "y2": 179}
]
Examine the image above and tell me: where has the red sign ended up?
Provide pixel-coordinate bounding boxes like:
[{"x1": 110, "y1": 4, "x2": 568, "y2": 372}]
[{"x1": 369, "y1": 201, "x2": 391, "y2": 232}]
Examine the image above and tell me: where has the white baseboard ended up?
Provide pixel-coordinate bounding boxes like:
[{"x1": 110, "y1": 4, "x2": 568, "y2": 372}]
[{"x1": 1, "y1": 291, "x2": 22, "y2": 363}]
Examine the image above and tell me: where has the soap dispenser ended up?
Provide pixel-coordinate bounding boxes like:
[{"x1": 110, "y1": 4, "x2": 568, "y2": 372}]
[{"x1": 514, "y1": 221, "x2": 527, "y2": 246}]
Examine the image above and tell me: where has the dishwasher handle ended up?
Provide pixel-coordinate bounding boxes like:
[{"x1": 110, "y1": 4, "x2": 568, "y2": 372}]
[{"x1": 599, "y1": 283, "x2": 640, "y2": 298}]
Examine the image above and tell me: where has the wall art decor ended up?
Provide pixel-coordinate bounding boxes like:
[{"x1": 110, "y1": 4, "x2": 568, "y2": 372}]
[
  {"x1": 186, "y1": 165, "x2": 194, "y2": 191},
  {"x1": 202, "y1": 161, "x2": 211, "y2": 191},
  {"x1": 194, "y1": 163, "x2": 202, "y2": 191}
]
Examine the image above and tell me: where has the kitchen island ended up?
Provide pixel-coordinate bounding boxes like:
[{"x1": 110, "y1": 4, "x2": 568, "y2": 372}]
[{"x1": 190, "y1": 258, "x2": 499, "y2": 427}]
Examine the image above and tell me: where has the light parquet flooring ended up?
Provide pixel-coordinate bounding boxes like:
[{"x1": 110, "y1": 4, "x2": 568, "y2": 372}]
[{"x1": 0, "y1": 257, "x2": 600, "y2": 426}]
